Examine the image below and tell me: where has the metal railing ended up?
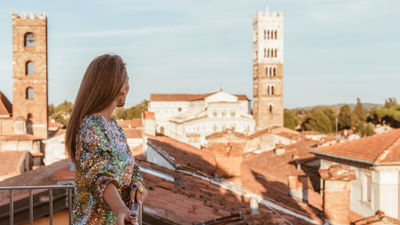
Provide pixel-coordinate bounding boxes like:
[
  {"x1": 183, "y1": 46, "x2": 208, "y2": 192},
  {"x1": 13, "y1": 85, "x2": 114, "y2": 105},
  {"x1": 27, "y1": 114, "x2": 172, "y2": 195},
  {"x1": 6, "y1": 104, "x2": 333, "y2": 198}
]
[
  {"x1": 0, "y1": 185, "x2": 74, "y2": 225},
  {"x1": 0, "y1": 185, "x2": 143, "y2": 225}
]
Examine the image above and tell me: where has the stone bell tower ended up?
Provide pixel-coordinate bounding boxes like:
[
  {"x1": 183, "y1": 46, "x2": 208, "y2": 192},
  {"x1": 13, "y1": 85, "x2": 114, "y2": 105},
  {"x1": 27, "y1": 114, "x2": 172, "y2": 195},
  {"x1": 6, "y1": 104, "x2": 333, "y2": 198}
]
[
  {"x1": 252, "y1": 6, "x2": 284, "y2": 130},
  {"x1": 12, "y1": 13, "x2": 48, "y2": 139}
]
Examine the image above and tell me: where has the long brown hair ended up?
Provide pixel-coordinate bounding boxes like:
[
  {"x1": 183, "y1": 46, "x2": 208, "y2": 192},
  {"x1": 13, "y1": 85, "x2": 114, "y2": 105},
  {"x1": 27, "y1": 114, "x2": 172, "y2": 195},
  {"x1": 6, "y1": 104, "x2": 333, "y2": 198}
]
[{"x1": 66, "y1": 54, "x2": 127, "y2": 164}]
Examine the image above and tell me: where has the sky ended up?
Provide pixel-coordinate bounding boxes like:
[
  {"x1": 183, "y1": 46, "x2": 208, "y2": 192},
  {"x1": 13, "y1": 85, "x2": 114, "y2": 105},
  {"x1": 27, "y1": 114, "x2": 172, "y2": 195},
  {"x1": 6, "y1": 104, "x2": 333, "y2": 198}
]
[{"x1": 0, "y1": 0, "x2": 399, "y2": 109}]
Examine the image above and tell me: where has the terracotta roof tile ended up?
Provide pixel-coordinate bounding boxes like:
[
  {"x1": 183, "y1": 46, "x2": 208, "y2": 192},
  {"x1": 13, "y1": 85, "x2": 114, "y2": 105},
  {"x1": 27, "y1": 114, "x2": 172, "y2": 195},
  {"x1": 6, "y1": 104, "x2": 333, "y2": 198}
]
[
  {"x1": 147, "y1": 135, "x2": 216, "y2": 176},
  {"x1": 0, "y1": 151, "x2": 31, "y2": 177},
  {"x1": 312, "y1": 129, "x2": 400, "y2": 164},
  {"x1": 117, "y1": 119, "x2": 142, "y2": 129},
  {"x1": 0, "y1": 134, "x2": 43, "y2": 140},
  {"x1": 354, "y1": 210, "x2": 400, "y2": 225},
  {"x1": 0, "y1": 91, "x2": 12, "y2": 116},
  {"x1": 150, "y1": 92, "x2": 249, "y2": 102},
  {"x1": 124, "y1": 128, "x2": 142, "y2": 139}
]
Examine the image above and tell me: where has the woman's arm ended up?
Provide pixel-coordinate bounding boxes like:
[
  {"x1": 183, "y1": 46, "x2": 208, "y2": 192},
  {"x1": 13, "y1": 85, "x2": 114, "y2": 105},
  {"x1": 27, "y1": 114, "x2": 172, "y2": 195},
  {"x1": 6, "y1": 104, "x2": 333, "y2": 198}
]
[{"x1": 104, "y1": 183, "x2": 136, "y2": 225}]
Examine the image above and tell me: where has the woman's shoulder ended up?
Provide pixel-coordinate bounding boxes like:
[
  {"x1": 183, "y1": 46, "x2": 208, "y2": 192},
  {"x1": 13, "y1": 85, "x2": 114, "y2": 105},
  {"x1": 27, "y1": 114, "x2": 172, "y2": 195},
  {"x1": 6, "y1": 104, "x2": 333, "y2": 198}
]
[{"x1": 80, "y1": 114, "x2": 106, "y2": 132}]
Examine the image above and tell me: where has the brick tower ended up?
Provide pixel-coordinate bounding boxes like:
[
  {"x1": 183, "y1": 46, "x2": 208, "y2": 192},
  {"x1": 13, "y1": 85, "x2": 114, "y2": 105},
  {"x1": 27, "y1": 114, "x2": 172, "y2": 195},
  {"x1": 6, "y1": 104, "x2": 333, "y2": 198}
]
[
  {"x1": 12, "y1": 13, "x2": 48, "y2": 139},
  {"x1": 252, "y1": 6, "x2": 284, "y2": 130}
]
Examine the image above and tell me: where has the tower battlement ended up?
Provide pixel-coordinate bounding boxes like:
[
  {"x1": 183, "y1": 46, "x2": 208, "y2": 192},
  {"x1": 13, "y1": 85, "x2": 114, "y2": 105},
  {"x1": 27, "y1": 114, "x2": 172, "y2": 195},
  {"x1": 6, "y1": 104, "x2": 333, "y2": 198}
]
[{"x1": 12, "y1": 13, "x2": 47, "y2": 25}]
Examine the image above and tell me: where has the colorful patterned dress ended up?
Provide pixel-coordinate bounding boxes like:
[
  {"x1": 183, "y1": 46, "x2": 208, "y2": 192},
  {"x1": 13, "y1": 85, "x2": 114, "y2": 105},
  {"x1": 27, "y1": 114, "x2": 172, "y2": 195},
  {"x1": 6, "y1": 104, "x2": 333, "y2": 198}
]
[{"x1": 72, "y1": 114, "x2": 143, "y2": 225}]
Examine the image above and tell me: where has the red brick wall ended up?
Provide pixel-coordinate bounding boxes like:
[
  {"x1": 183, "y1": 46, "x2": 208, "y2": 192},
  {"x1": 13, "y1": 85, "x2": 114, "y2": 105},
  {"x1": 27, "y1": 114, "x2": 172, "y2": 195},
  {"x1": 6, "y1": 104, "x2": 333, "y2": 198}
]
[
  {"x1": 323, "y1": 180, "x2": 352, "y2": 225},
  {"x1": 12, "y1": 13, "x2": 48, "y2": 139},
  {"x1": 253, "y1": 62, "x2": 284, "y2": 129}
]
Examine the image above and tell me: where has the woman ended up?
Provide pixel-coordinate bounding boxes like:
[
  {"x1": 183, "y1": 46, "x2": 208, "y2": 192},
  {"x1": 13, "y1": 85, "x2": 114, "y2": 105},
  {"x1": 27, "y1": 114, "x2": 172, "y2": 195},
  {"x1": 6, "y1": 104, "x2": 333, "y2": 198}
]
[{"x1": 65, "y1": 54, "x2": 147, "y2": 225}]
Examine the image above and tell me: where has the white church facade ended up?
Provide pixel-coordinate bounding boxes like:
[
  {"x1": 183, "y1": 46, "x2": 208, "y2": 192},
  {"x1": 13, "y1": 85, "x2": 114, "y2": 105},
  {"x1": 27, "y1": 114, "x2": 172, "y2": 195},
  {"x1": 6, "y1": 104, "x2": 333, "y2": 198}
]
[{"x1": 148, "y1": 90, "x2": 255, "y2": 147}]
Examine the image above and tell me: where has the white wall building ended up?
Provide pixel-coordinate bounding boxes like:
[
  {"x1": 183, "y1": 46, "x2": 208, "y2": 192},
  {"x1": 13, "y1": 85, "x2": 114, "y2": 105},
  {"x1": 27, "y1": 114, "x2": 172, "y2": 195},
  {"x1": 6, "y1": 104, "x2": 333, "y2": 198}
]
[
  {"x1": 149, "y1": 90, "x2": 255, "y2": 147},
  {"x1": 312, "y1": 129, "x2": 400, "y2": 219}
]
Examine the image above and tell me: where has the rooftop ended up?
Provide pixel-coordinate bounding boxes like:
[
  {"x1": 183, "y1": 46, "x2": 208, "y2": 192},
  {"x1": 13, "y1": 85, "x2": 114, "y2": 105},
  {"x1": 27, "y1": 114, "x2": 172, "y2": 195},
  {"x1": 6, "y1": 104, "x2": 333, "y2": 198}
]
[
  {"x1": 312, "y1": 129, "x2": 400, "y2": 165},
  {"x1": 150, "y1": 92, "x2": 249, "y2": 102}
]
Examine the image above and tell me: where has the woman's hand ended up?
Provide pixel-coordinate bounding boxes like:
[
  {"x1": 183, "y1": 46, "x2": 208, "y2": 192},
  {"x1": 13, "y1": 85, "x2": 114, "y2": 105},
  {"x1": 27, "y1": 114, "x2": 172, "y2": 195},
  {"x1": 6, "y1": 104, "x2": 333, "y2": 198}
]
[
  {"x1": 130, "y1": 181, "x2": 148, "y2": 204},
  {"x1": 115, "y1": 206, "x2": 136, "y2": 225}
]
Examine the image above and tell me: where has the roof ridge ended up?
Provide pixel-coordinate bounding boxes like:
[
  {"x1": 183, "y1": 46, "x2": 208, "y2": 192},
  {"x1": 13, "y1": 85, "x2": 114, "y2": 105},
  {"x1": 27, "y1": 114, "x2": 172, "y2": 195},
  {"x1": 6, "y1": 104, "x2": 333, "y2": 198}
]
[{"x1": 375, "y1": 132, "x2": 400, "y2": 163}]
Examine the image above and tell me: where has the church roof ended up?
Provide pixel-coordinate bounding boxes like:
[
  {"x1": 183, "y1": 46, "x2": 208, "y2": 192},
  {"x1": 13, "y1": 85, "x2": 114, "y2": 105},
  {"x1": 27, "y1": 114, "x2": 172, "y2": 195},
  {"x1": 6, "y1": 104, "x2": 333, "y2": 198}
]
[
  {"x1": 150, "y1": 92, "x2": 249, "y2": 102},
  {"x1": 0, "y1": 91, "x2": 12, "y2": 117}
]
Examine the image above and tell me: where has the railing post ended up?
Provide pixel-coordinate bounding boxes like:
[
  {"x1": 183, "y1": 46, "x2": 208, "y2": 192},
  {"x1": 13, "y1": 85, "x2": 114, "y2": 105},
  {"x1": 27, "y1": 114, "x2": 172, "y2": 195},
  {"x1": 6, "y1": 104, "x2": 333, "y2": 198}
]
[
  {"x1": 29, "y1": 189, "x2": 33, "y2": 225},
  {"x1": 49, "y1": 189, "x2": 53, "y2": 225},
  {"x1": 68, "y1": 188, "x2": 73, "y2": 225},
  {"x1": 9, "y1": 189, "x2": 13, "y2": 225}
]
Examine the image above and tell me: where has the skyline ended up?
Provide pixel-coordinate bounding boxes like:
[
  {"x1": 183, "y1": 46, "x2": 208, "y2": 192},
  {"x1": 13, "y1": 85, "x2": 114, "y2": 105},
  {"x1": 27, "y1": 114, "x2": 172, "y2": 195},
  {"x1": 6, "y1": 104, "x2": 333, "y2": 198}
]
[{"x1": 0, "y1": 0, "x2": 399, "y2": 109}]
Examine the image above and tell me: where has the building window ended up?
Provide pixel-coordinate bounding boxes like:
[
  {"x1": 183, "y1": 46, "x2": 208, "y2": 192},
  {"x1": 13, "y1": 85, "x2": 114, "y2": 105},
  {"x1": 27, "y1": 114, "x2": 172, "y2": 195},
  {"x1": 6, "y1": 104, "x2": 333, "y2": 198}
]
[
  {"x1": 362, "y1": 174, "x2": 372, "y2": 204},
  {"x1": 273, "y1": 67, "x2": 276, "y2": 76},
  {"x1": 26, "y1": 61, "x2": 34, "y2": 75},
  {"x1": 264, "y1": 48, "x2": 267, "y2": 58},
  {"x1": 177, "y1": 107, "x2": 182, "y2": 112},
  {"x1": 271, "y1": 86, "x2": 275, "y2": 95},
  {"x1": 24, "y1": 33, "x2": 35, "y2": 47},
  {"x1": 231, "y1": 111, "x2": 236, "y2": 117},
  {"x1": 275, "y1": 30, "x2": 278, "y2": 39},
  {"x1": 264, "y1": 30, "x2": 266, "y2": 39},
  {"x1": 213, "y1": 111, "x2": 217, "y2": 117},
  {"x1": 265, "y1": 67, "x2": 269, "y2": 77},
  {"x1": 275, "y1": 49, "x2": 278, "y2": 58},
  {"x1": 269, "y1": 105, "x2": 273, "y2": 113},
  {"x1": 267, "y1": 85, "x2": 270, "y2": 96},
  {"x1": 26, "y1": 87, "x2": 34, "y2": 99}
]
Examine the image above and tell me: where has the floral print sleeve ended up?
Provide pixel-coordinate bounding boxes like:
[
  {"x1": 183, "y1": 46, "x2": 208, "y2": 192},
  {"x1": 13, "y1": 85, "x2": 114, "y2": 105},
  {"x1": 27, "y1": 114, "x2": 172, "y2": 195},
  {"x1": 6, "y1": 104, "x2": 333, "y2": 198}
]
[
  {"x1": 81, "y1": 121, "x2": 122, "y2": 204},
  {"x1": 72, "y1": 115, "x2": 142, "y2": 225}
]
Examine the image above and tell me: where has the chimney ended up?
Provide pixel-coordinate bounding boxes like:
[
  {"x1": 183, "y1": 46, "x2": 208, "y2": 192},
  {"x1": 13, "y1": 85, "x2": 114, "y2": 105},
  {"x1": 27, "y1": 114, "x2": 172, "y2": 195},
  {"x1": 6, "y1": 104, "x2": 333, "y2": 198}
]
[
  {"x1": 213, "y1": 142, "x2": 244, "y2": 184},
  {"x1": 319, "y1": 165, "x2": 356, "y2": 225},
  {"x1": 274, "y1": 143, "x2": 285, "y2": 155},
  {"x1": 250, "y1": 196, "x2": 259, "y2": 215},
  {"x1": 142, "y1": 111, "x2": 155, "y2": 136},
  {"x1": 288, "y1": 175, "x2": 308, "y2": 203}
]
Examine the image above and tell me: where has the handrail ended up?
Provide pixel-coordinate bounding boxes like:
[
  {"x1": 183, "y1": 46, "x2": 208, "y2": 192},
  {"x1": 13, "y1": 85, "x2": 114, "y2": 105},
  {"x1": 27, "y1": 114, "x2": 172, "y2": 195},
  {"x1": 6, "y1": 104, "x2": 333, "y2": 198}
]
[{"x1": 0, "y1": 185, "x2": 142, "y2": 225}]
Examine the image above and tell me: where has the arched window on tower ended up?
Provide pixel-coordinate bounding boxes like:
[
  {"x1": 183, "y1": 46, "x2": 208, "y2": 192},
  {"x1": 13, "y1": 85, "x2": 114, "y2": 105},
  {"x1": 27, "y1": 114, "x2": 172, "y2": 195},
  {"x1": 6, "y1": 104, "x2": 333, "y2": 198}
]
[
  {"x1": 26, "y1": 61, "x2": 34, "y2": 75},
  {"x1": 269, "y1": 105, "x2": 273, "y2": 113},
  {"x1": 268, "y1": 49, "x2": 271, "y2": 57},
  {"x1": 273, "y1": 67, "x2": 276, "y2": 76},
  {"x1": 275, "y1": 49, "x2": 278, "y2": 58},
  {"x1": 271, "y1": 86, "x2": 275, "y2": 95},
  {"x1": 265, "y1": 67, "x2": 269, "y2": 77},
  {"x1": 26, "y1": 87, "x2": 34, "y2": 99},
  {"x1": 24, "y1": 33, "x2": 35, "y2": 47},
  {"x1": 264, "y1": 30, "x2": 267, "y2": 39},
  {"x1": 267, "y1": 30, "x2": 270, "y2": 39},
  {"x1": 269, "y1": 67, "x2": 273, "y2": 77},
  {"x1": 264, "y1": 48, "x2": 267, "y2": 58},
  {"x1": 26, "y1": 113, "x2": 33, "y2": 134},
  {"x1": 267, "y1": 85, "x2": 270, "y2": 96},
  {"x1": 275, "y1": 30, "x2": 278, "y2": 39}
]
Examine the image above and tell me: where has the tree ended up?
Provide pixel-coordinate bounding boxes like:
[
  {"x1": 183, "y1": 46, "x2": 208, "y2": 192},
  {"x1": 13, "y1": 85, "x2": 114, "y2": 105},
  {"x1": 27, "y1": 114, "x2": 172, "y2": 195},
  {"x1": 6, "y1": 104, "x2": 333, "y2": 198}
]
[
  {"x1": 301, "y1": 107, "x2": 333, "y2": 133},
  {"x1": 338, "y1": 104, "x2": 355, "y2": 130},
  {"x1": 355, "y1": 121, "x2": 375, "y2": 137},
  {"x1": 384, "y1": 97, "x2": 397, "y2": 108},
  {"x1": 284, "y1": 109, "x2": 298, "y2": 130},
  {"x1": 354, "y1": 98, "x2": 366, "y2": 121},
  {"x1": 112, "y1": 107, "x2": 127, "y2": 120},
  {"x1": 126, "y1": 100, "x2": 149, "y2": 119}
]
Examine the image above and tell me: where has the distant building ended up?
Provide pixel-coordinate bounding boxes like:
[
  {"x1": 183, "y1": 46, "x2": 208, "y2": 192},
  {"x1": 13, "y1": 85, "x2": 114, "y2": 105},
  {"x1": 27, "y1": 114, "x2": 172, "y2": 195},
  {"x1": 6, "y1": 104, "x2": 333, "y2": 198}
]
[
  {"x1": 312, "y1": 129, "x2": 400, "y2": 220},
  {"x1": 0, "y1": 13, "x2": 48, "y2": 165},
  {"x1": 252, "y1": 6, "x2": 284, "y2": 130},
  {"x1": 149, "y1": 90, "x2": 255, "y2": 147}
]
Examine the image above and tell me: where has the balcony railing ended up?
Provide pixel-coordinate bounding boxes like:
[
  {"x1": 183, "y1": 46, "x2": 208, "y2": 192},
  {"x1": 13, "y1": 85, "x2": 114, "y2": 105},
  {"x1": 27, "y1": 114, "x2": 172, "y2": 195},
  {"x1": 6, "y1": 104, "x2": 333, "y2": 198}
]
[
  {"x1": 0, "y1": 185, "x2": 74, "y2": 225},
  {"x1": 0, "y1": 185, "x2": 143, "y2": 225}
]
